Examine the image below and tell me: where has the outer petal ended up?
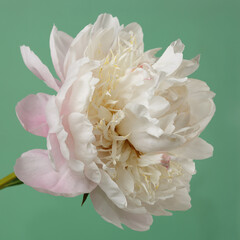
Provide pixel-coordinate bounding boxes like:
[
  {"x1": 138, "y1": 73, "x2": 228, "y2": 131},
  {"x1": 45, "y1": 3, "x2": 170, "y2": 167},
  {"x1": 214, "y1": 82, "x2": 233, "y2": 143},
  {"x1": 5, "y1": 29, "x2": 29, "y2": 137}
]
[
  {"x1": 91, "y1": 187, "x2": 153, "y2": 231},
  {"x1": 64, "y1": 14, "x2": 120, "y2": 68},
  {"x1": 173, "y1": 137, "x2": 213, "y2": 160},
  {"x1": 66, "y1": 72, "x2": 99, "y2": 113},
  {"x1": 86, "y1": 27, "x2": 116, "y2": 60},
  {"x1": 48, "y1": 133, "x2": 66, "y2": 170},
  {"x1": 144, "y1": 202, "x2": 172, "y2": 216},
  {"x1": 14, "y1": 149, "x2": 97, "y2": 197},
  {"x1": 188, "y1": 95, "x2": 215, "y2": 135},
  {"x1": 174, "y1": 79, "x2": 216, "y2": 139},
  {"x1": 92, "y1": 13, "x2": 120, "y2": 34},
  {"x1": 121, "y1": 22, "x2": 143, "y2": 48},
  {"x1": 141, "y1": 48, "x2": 161, "y2": 64},
  {"x1": 50, "y1": 25, "x2": 73, "y2": 81},
  {"x1": 57, "y1": 57, "x2": 100, "y2": 112},
  {"x1": 84, "y1": 162, "x2": 101, "y2": 184},
  {"x1": 63, "y1": 25, "x2": 93, "y2": 73},
  {"x1": 86, "y1": 14, "x2": 121, "y2": 60},
  {"x1": 173, "y1": 55, "x2": 200, "y2": 78},
  {"x1": 45, "y1": 96, "x2": 70, "y2": 160},
  {"x1": 16, "y1": 93, "x2": 51, "y2": 137},
  {"x1": 20, "y1": 46, "x2": 61, "y2": 91},
  {"x1": 158, "y1": 188, "x2": 191, "y2": 211},
  {"x1": 98, "y1": 170, "x2": 127, "y2": 209},
  {"x1": 153, "y1": 39, "x2": 184, "y2": 75},
  {"x1": 68, "y1": 112, "x2": 97, "y2": 163}
]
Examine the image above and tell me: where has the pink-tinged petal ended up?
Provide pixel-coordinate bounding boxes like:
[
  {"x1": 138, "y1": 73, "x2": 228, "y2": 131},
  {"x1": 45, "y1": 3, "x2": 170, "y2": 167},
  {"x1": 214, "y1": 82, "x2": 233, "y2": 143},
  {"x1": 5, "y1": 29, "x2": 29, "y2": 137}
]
[
  {"x1": 14, "y1": 149, "x2": 97, "y2": 197},
  {"x1": 45, "y1": 95, "x2": 61, "y2": 132},
  {"x1": 68, "y1": 112, "x2": 97, "y2": 164},
  {"x1": 57, "y1": 58, "x2": 100, "y2": 112},
  {"x1": 91, "y1": 187, "x2": 153, "y2": 231},
  {"x1": 48, "y1": 133, "x2": 65, "y2": 170},
  {"x1": 66, "y1": 72, "x2": 98, "y2": 113},
  {"x1": 173, "y1": 137, "x2": 213, "y2": 160},
  {"x1": 64, "y1": 25, "x2": 93, "y2": 72},
  {"x1": 50, "y1": 25, "x2": 73, "y2": 81},
  {"x1": 16, "y1": 93, "x2": 50, "y2": 137},
  {"x1": 45, "y1": 96, "x2": 70, "y2": 160},
  {"x1": 153, "y1": 39, "x2": 184, "y2": 75},
  {"x1": 99, "y1": 170, "x2": 127, "y2": 209},
  {"x1": 20, "y1": 46, "x2": 61, "y2": 91}
]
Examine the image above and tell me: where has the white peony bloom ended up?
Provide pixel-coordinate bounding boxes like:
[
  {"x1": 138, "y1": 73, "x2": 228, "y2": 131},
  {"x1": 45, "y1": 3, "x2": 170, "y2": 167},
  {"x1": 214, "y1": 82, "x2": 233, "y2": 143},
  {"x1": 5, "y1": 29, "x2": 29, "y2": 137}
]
[{"x1": 15, "y1": 14, "x2": 215, "y2": 231}]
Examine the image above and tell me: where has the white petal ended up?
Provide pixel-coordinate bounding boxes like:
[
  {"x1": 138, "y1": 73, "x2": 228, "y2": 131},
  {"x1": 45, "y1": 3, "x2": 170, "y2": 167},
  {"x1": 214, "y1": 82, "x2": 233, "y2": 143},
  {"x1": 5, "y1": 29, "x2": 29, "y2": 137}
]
[
  {"x1": 173, "y1": 137, "x2": 213, "y2": 160},
  {"x1": 99, "y1": 170, "x2": 127, "y2": 209},
  {"x1": 92, "y1": 14, "x2": 120, "y2": 33},
  {"x1": 144, "y1": 202, "x2": 172, "y2": 216},
  {"x1": 149, "y1": 96, "x2": 170, "y2": 118},
  {"x1": 63, "y1": 25, "x2": 93, "y2": 72},
  {"x1": 50, "y1": 25, "x2": 73, "y2": 81},
  {"x1": 90, "y1": 187, "x2": 123, "y2": 229},
  {"x1": 63, "y1": 71, "x2": 99, "y2": 114},
  {"x1": 86, "y1": 14, "x2": 121, "y2": 59},
  {"x1": 174, "y1": 55, "x2": 200, "y2": 78},
  {"x1": 68, "y1": 112, "x2": 97, "y2": 164},
  {"x1": 118, "y1": 209, "x2": 153, "y2": 231},
  {"x1": 189, "y1": 97, "x2": 216, "y2": 133},
  {"x1": 160, "y1": 188, "x2": 191, "y2": 211},
  {"x1": 153, "y1": 39, "x2": 184, "y2": 75},
  {"x1": 20, "y1": 46, "x2": 61, "y2": 91},
  {"x1": 115, "y1": 168, "x2": 134, "y2": 195},
  {"x1": 179, "y1": 159, "x2": 196, "y2": 175},
  {"x1": 118, "y1": 104, "x2": 185, "y2": 153},
  {"x1": 84, "y1": 162, "x2": 101, "y2": 184},
  {"x1": 187, "y1": 78, "x2": 210, "y2": 93},
  {"x1": 129, "y1": 131, "x2": 186, "y2": 153},
  {"x1": 91, "y1": 187, "x2": 153, "y2": 231},
  {"x1": 57, "y1": 58, "x2": 100, "y2": 110},
  {"x1": 45, "y1": 96, "x2": 70, "y2": 160},
  {"x1": 122, "y1": 22, "x2": 143, "y2": 47},
  {"x1": 141, "y1": 48, "x2": 161, "y2": 64},
  {"x1": 86, "y1": 27, "x2": 116, "y2": 60}
]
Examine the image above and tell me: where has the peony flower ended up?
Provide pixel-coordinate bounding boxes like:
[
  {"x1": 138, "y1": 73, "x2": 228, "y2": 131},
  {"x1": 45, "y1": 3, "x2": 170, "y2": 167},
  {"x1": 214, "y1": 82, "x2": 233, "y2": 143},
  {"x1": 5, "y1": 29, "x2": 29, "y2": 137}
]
[{"x1": 14, "y1": 14, "x2": 215, "y2": 231}]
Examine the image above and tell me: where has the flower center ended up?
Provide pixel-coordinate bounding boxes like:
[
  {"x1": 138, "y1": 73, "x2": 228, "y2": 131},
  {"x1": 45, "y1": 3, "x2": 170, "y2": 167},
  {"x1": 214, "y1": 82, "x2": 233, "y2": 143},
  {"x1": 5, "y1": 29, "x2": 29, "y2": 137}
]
[{"x1": 87, "y1": 39, "x2": 183, "y2": 204}]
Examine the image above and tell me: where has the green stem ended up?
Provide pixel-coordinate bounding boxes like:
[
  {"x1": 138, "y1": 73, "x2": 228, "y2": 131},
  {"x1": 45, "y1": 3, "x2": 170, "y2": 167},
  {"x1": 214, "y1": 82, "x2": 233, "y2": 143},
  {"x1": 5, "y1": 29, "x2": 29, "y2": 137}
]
[{"x1": 0, "y1": 172, "x2": 23, "y2": 190}]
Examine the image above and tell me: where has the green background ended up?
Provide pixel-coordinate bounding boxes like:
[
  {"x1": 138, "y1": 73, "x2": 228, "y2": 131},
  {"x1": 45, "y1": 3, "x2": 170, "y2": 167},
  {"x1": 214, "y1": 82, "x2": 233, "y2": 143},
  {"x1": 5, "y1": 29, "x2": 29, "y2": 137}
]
[{"x1": 0, "y1": 0, "x2": 239, "y2": 239}]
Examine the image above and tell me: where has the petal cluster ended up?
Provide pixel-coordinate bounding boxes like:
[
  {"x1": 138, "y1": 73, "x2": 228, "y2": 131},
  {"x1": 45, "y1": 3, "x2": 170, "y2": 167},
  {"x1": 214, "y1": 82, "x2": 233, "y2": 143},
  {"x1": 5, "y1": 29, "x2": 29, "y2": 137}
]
[{"x1": 14, "y1": 14, "x2": 215, "y2": 231}]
